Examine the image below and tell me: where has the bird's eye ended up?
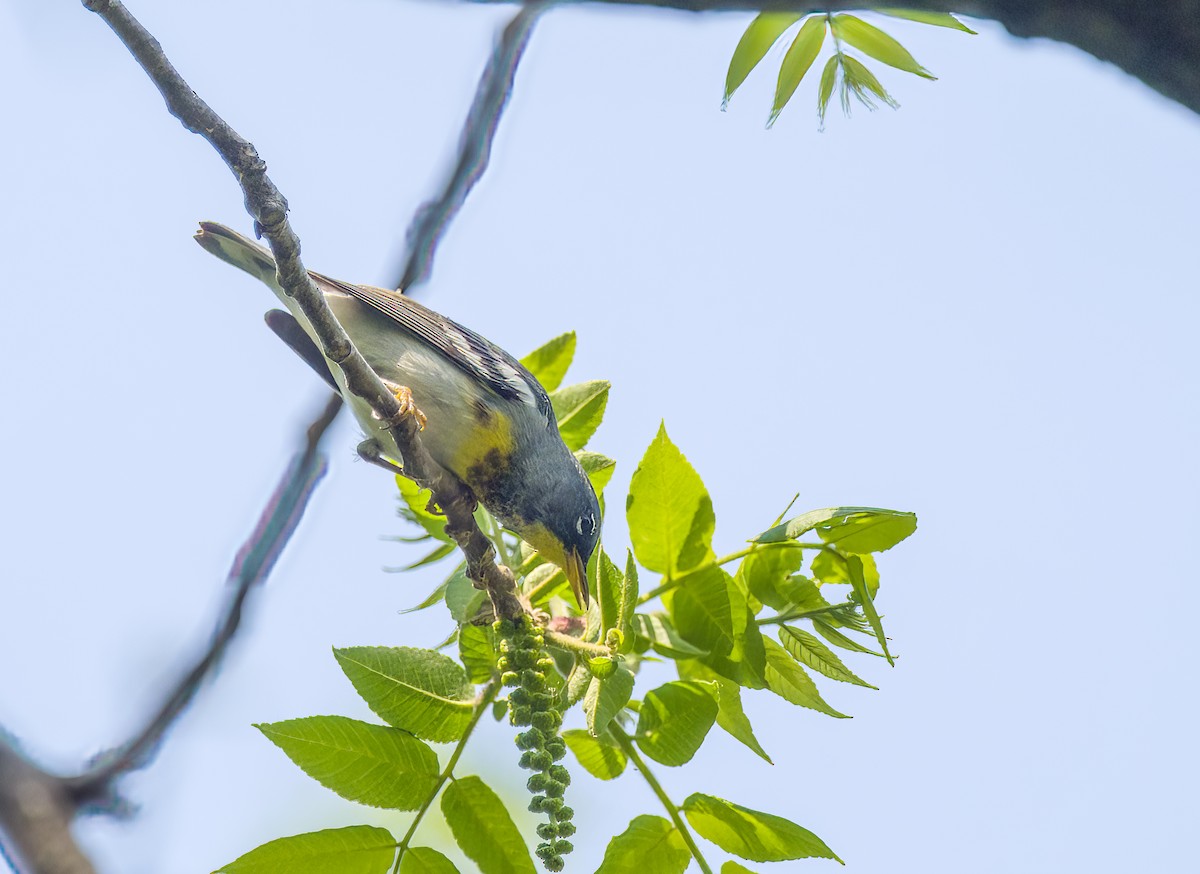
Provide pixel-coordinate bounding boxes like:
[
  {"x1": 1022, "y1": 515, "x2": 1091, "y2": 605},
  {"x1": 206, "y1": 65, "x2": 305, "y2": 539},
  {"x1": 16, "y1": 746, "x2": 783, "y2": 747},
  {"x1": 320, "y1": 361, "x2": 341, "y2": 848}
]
[{"x1": 576, "y1": 513, "x2": 596, "y2": 537}]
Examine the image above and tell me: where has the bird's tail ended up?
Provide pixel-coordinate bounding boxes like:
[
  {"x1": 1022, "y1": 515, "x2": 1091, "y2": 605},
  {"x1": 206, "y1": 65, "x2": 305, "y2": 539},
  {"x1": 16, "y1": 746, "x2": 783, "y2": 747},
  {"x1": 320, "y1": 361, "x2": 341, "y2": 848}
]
[{"x1": 194, "y1": 221, "x2": 281, "y2": 290}]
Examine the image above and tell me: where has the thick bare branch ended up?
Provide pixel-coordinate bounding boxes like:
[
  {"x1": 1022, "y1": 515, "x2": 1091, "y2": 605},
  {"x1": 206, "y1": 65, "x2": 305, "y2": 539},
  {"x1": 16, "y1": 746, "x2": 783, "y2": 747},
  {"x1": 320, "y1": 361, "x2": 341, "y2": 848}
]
[
  {"x1": 0, "y1": 743, "x2": 95, "y2": 874},
  {"x1": 396, "y1": 3, "x2": 548, "y2": 291},
  {"x1": 81, "y1": 0, "x2": 522, "y2": 618}
]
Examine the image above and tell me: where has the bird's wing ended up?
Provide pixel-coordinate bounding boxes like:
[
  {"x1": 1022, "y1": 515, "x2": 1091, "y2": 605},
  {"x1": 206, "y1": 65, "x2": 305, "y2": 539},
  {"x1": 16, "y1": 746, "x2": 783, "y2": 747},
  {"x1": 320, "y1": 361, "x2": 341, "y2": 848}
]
[{"x1": 323, "y1": 276, "x2": 552, "y2": 422}]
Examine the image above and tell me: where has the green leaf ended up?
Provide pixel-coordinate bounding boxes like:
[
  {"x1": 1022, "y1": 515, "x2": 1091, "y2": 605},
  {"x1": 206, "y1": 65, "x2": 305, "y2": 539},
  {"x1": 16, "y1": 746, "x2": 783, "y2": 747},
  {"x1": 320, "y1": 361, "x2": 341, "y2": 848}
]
[
  {"x1": 776, "y1": 575, "x2": 830, "y2": 613},
  {"x1": 395, "y1": 475, "x2": 450, "y2": 542},
  {"x1": 445, "y1": 566, "x2": 486, "y2": 624},
  {"x1": 878, "y1": 9, "x2": 977, "y2": 33},
  {"x1": 756, "y1": 507, "x2": 915, "y2": 551},
  {"x1": 672, "y1": 566, "x2": 766, "y2": 688},
  {"x1": 620, "y1": 552, "x2": 640, "y2": 652},
  {"x1": 817, "y1": 510, "x2": 917, "y2": 554},
  {"x1": 575, "y1": 450, "x2": 617, "y2": 493},
  {"x1": 214, "y1": 826, "x2": 397, "y2": 874},
  {"x1": 817, "y1": 54, "x2": 839, "y2": 125},
  {"x1": 256, "y1": 716, "x2": 438, "y2": 810},
  {"x1": 682, "y1": 794, "x2": 842, "y2": 864},
  {"x1": 634, "y1": 612, "x2": 708, "y2": 659},
  {"x1": 635, "y1": 680, "x2": 719, "y2": 766},
  {"x1": 778, "y1": 627, "x2": 876, "y2": 689},
  {"x1": 626, "y1": 423, "x2": 715, "y2": 576},
  {"x1": 678, "y1": 660, "x2": 772, "y2": 764},
  {"x1": 399, "y1": 847, "x2": 460, "y2": 874},
  {"x1": 441, "y1": 776, "x2": 535, "y2": 874},
  {"x1": 832, "y1": 14, "x2": 934, "y2": 78},
  {"x1": 459, "y1": 624, "x2": 498, "y2": 684},
  {"x1": 598, "y1": 547, "x2": 624, "y2": 641},
  {"x1": 334, "y1": 647, "x2": 475, "y2": 743},
  {"x1": 584, "y1": 662, "x2": 635, "y2": 735},
  {"x1": 840, "y1": 55, "x2": 898, "y2": 111},
  {"x1": 595, "y1": 815, "x2": 691, "y2": 874},
  {"x1": 519, "y1": 331, "x2": 576, "y2": 393},
  {"x1": 847, "y1": 555, "x2": 893, "y2": 665},
  {"x1": 737, "y1": 546, "x2": 805, "y2": 611},
  {"x1": 396, "y1": 541, "x2": 457, "y2": 572},
  {"x1": 523, "y1": 562, "x2": 567, "y2": 607},
  {"x1": 402, "y1": 574, "x2": 453, "y2": 614},
  {"x1": 551, "y1": 380, "x2": 610, "y2": 451},
  {"x1": 810, "y1": 550, "x2": 879, "y2": 598},
  {"x1": 725, "y1": 12, "x2": 805, "y2": 105},
  {"x1": 722, "y1": 863, "x2": 759, "y2": 874},
  {"x1": 763, "y1": 638, "x2": 848, "y2": 718},
  {"x1": 770, "y1": 17, "x2": 826, "y2": 126},
  {"x1": 563, "y1": 728, "x2": 628, "y2": 780},
  {"x1": 812, "y1": 618, "x2": 884, "y2": 657}
]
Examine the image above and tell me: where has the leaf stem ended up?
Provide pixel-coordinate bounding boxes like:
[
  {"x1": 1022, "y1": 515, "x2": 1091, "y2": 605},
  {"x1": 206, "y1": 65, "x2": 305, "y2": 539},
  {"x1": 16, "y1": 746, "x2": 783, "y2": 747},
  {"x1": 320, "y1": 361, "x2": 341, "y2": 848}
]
[
  {"x1": 756, "y1": 600, "x2": 862, "y2": 627},
  {"x1": 543, "y1": 629, "x2": 611, "y2": 659},
  {"x1": 392, "y1": 679, "x2": 500, "y2": 872},
  {"x1": 609, "y1": 724, "x2": 713, "y2": 874},
  {"x1": 638, "y1": 540, "x2": 828, "y2": 604}
]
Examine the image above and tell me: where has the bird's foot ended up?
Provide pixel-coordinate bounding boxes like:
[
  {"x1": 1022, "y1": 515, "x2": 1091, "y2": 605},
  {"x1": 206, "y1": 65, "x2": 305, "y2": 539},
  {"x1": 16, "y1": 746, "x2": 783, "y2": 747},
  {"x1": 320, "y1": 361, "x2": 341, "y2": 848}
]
[{"x1": 383, "y1": 382, "x2": 427, "y2": 431}]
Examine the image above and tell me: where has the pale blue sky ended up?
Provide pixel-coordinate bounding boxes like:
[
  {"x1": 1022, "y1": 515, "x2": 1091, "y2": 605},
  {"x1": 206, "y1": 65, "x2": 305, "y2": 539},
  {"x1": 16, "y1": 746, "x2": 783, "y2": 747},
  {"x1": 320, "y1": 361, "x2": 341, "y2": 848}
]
[{"x1": 2, "y1": 2, "x2": 1197, "y2": 873}]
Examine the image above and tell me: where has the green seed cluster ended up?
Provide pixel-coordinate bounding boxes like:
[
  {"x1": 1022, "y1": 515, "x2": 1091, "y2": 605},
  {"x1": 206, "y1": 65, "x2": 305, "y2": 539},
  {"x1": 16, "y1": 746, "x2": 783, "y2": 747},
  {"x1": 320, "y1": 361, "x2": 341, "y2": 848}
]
[{"x1": 496, "y1": 617, "x2": 575, "y2": 872}]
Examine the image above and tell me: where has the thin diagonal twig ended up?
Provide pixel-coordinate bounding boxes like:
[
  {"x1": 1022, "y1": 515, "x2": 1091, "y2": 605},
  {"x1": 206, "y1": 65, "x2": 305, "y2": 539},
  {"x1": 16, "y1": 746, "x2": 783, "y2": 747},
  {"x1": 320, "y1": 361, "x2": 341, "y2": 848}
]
[{"x1": 395, "y1": 3, "x2": 547, "y2": 292}]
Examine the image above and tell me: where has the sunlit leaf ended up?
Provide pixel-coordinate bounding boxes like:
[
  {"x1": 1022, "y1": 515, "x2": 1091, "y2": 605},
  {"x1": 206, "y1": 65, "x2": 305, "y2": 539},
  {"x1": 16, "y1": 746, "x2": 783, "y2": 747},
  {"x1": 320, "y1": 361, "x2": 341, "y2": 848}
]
[
  {"x1": 812, "y1": 618, "x2": 884, "y2": 657},
  {"x1": 841, "y1": 55, "x2": 898, "y2": 111},
  {"x1": 722, "y1": 863, "x2": 759, "y2": 874},
  {"x1": 399, "y1": 847, "x2": 460, "y2": 874},
  {"x1": 678, "y1": 660, "x2": 772, "y2": 763},
  {"x1": 459, "y1": 624, "x2": 498, "y2": 684},
  {"x1": 763, "y1": 638, "x2": 848, "y2": 718},
  {"x1": 395, "y1": 475, "x2": 450, "y2": 542},
  {"x1": 634, "y1": 612, "x2": 708, "y2": 659},
  {"x1": 519, "y1": 331, "x2": 576, "y2": 393},
  {"x1": 627, "y1": 424, "x2": 715, "y2": 575},
  {"x1": 817, "y1": 54, "x2": 839, "y2": 125},
  {"x1": 770, "y1": 17, "x2": 826, "y2": 126},
  {"x1": 737, "y1": 545, "x2": 805, "y2": 610},
  {"x1": 596, "y1": 815, "x2": 691, "y2": 874},
  {"x1": 878, "y1": 9, "x2": 977, "y2": 33},
  {"x1": 725, "y1": 12, "x2": 805, "y2": 105},
  {"x1": 832, "y1": 14, "x2": 934, "y2": 78},
  {"x1": 256, "y1": 716, "x2": 438, "y2": 810},
  {"x1": 778, "y1": 627, "x2": 876, "y2": 688},
  {"x1": 214, "y1": 826, "x2": 396, "y2": 874},
  {"x1": 551, "y1": 380, "x2": 610, "y2": 451},
  {"x1": 563, "y1": 728, "x2": 627, "y2": 780},
  {"x1": 817, "y1": 510, "x2": 917, "y2": 554},
  {"x1": 672, "y1": 566, "x2": 765, "y2": 688},
  {"x1": 585, "y1": 663, "x2": 635, "y2": 735},
  {"x1": 441, "y1": 776, "x2": 535, "y2": 874},
  {"x1": 402, "y1": 574, "x2": 454, "y2": 614},
  {"x1": 445, "y1": 566, "x2": 486, "y2": 624},
  {"x1": 847, "y1": 555, "x2": 893, "y2": 665},
  {"x1": 635, "y1": 680, "x2": 719, "y2": 766},
  {"x1": 334, "y1": 647, "x2": 475, "y2": 742},
  {"x1": 575, "y1": 450, "x2": 617, "y2": 494},
  {"x1": 682, "y1": 794, "x2": 842, "y2": 863}
]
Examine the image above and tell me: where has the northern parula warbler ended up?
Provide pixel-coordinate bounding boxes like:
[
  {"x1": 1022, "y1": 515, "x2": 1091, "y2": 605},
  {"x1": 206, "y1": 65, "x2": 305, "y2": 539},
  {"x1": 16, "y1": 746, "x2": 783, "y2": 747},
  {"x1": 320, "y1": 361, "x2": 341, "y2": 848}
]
[{"x1": 195, "y1": 222, "x2": 600, "y2": 607}]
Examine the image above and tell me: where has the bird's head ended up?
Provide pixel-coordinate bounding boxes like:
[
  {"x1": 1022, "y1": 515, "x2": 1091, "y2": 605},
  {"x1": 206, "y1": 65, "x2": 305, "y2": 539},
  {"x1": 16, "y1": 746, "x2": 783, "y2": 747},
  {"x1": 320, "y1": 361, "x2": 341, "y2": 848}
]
[{"x1": 515, "y1": 461, "x2": 601, "y2": 610}]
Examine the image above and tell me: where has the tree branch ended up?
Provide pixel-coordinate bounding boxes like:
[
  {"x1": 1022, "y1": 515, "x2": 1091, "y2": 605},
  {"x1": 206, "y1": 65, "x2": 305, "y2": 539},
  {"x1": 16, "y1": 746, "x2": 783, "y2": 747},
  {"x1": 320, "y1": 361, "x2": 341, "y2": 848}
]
[
  {"x1": 81, "y1": 0, "x2": 523, "y2": 620},
  {"x1": 396, "y1": 3, "x2": 547, "y2": 292},
  {"x1": 0, "y1": 394, "x2": 342, "y2": 874},
  {"x1": 457, "y1": 0, "x2": 1200, "y2": 117}
]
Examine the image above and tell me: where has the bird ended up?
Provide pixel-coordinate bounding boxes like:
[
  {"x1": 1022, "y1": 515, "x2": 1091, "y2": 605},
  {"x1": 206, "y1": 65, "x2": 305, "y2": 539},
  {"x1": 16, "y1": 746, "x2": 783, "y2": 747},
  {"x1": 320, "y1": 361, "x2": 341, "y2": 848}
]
[{"x1": 194, "y1": 221, "x2": 600, "y2": 607}]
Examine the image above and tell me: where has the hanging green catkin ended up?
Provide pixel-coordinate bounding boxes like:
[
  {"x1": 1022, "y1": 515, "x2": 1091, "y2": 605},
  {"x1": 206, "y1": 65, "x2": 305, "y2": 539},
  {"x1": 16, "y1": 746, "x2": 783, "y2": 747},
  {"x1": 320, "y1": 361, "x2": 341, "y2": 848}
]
[{"x1": 495, "y1": 616, "x2": 575, "y2": 872}]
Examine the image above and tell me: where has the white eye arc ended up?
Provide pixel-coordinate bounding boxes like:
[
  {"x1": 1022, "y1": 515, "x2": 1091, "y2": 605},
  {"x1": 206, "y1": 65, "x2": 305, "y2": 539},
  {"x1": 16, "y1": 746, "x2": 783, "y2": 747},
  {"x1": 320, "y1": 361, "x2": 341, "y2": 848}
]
[{"x1": 576, "y1": 513, "x2": 596, "y2": 537}]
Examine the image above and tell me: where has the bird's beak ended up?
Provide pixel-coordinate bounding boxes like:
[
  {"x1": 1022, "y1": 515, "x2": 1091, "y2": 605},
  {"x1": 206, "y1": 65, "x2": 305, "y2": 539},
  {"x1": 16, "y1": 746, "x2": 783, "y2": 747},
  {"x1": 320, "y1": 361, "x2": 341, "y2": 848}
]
[{"x1": 563, "y1": 547, "x2": 589, "y2": 610}]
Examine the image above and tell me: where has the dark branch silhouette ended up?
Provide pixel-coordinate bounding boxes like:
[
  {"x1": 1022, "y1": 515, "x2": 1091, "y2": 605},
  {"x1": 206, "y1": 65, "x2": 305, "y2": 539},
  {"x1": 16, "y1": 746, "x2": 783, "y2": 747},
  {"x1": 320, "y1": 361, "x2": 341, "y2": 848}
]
[
  {"x1": 396, "y1": 3, "x2": 547, "y2": 292},
  {"x1": 0, "y1": 393, "x2": 342, "y2": 874}
]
